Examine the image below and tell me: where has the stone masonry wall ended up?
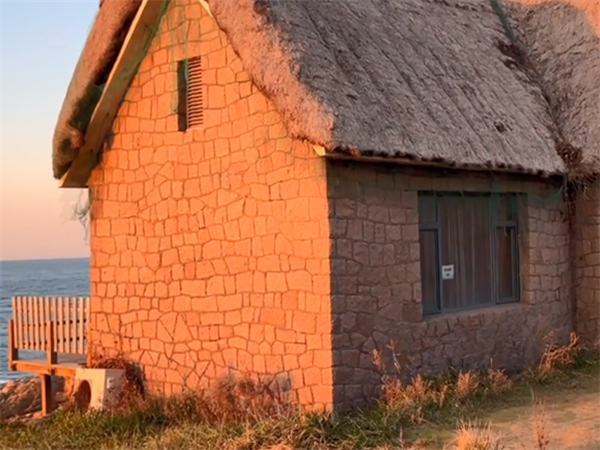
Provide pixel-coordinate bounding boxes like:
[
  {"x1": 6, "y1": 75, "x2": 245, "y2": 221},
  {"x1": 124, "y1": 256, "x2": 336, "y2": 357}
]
[
  {"x1": 88, "y1": 0, "x2": 333, "y2": 409},
  {"x1": 572, "y1": 178, "x2": 600, "y2": 346},
  {"x1": 84, "y1": 0, "x2": 583, "y2": 412},
  {"x1": 327, "y1": 160, "x2": 572, "y2": 410}
]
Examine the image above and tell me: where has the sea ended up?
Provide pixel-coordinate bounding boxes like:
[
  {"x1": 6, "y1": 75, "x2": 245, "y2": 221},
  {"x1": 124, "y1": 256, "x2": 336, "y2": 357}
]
[{"x1": 0, "y1": 258, "x2": 89, "y2": 384}]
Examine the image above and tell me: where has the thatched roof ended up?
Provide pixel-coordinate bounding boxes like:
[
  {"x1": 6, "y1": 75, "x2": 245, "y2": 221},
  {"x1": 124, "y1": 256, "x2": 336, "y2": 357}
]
[
  {"x1": 53, "y1": 0, "x2": 582, "y2": 180},
  {"x1": 52, "y1": 0, "x2": 141, "y2": 179},
  {"x1": 506, "y1": 0, "x2": 600, "y2": 175}
]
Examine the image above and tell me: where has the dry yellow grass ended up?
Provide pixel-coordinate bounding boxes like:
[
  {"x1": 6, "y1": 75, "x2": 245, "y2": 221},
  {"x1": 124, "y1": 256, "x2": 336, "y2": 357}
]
[
  {"x1": 486, "y1": 368, "x2": 513, "y2": 395},
  {"x1": 538, "y1": 332, "x2": 580, "y2": 376},
  {"x1": 371, "y1": 343, "x2": 515, "y2": 424},
  {"x1": 533, "y1": 400, "x2": 550, "y2": 450},
  {"x1": 456, "y1": 372, "x2": 480, "y2": 401},
  {"x1": 451, "y1": 421, "x2": 504, "y2": 450}
]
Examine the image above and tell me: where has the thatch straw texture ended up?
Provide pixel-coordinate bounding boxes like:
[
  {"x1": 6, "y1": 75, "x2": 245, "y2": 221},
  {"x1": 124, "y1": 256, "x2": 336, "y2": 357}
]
[
  {"x1": 53, "y1": 0, "x2": 583, "y2": 179},
  {"x1": 52, "y1": 0, "x2": 141, "y2": 179},
  {"x1": 209, "y1": 0, "x2": 562, "y2": 175},
  {"x1": 506, "y1": 0, "x2": 600, "y2": 175}
]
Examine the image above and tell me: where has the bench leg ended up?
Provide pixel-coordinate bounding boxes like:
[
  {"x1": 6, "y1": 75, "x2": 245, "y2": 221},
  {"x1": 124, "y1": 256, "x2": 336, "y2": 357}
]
[
  {"x1": 40, "y1": 374, "x2": 52, "y2": 416},
  {"x1": 8, "y1": 320, "x2": 18, "y2": 370}
]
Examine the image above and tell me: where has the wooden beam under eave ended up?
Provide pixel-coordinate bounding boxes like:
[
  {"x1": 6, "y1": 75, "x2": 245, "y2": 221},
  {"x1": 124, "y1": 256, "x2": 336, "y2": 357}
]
[
  {"x1": 311, "y1": 145, "x2": 559, "y2": 178},
  {"x1": 59, "y1": 0, "x2": 169, "y2": 188},
  {"x1": 312, "y1": 145, "x2": 326, "y2": 156}
]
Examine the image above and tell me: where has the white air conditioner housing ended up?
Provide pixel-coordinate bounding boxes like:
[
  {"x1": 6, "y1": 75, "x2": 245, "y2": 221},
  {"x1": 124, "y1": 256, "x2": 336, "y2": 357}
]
[{"x1": 73, "y1": 368, "x2": 125, "y2": 411}]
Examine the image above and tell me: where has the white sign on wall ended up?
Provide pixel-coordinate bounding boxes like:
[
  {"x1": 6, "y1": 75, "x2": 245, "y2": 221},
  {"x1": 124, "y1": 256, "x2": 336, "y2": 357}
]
[{"x1": 441, "y1": 264, "x2": 455, "y2": 280}]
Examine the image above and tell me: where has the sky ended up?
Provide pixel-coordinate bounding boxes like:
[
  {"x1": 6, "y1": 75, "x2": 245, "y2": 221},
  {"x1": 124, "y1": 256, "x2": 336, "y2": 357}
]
[{"x1": 0, "y1": 1, "x2": 99, "y2": 261}]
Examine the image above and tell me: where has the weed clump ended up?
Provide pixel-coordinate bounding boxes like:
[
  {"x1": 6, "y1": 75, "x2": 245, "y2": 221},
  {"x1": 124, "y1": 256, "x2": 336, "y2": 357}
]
[
  {"x1": 485, "y1": 368, "x2": 512, "y2": 395},
  {"x1": 144, "y1": 374, "x2": 290, "y2": 426},
  {"x1": 533, "y1": 400, "x2": 550, "y2": 450},
  {"x1": 526, "y1": 332, "x2": 584, "y2": 383},
  {"x1": 539, "y1": 332, "x2": 580, "y2": 375},
  {"x1": 455, "y1": 371, "x2": 480, "y2": 401},
  {"x1": 453, "y1": 421, "x2": 504, "y2": 450},
  {"x1": 371, "y1": 343, "x2": 513, "y2": 425},
  {"x1": 84, "y1": 353, "x2": 146, "y2": 410}
]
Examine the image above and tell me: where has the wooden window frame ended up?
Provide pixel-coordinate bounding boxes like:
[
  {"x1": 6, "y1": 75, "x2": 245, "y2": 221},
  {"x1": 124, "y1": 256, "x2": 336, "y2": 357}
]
[{"x1": 418, "y1": 191, "x2": 521, "y2": 315}]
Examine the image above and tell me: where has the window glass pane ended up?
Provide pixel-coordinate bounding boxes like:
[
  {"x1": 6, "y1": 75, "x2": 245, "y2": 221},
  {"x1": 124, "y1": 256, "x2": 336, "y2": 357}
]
[
  {"x1": 439, "y1": 195, "x2": 494, "y2": 310},
  {"x1": 463, "y1": 196, "x2": 494, "y2": 308},
  {"x1": 418, "y1": 193, "x2": 437, "y2": 224},
  {"x1": 438, "y1": 196, "x2": 461, "y2": 310},
  {"x1": 496, "y1": 226, "x2": 517, "y2": 301},
  {"x1": 419, "y1": 230, "x2": 440, "y2": 314}
]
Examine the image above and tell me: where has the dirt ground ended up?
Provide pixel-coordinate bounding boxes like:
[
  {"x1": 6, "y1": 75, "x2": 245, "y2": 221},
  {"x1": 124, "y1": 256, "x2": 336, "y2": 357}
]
[
  {"x1": 489, "y1": 373, "x2": 600, "y2": 450},
  {"x1": 412, "y1": 363, "x2": 600, "y2": 449}
]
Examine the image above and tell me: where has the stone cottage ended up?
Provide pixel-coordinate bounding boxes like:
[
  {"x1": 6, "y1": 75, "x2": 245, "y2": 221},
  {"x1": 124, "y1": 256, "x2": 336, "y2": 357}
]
[{"x1": 52, "y1": 0, "x2": 599, "y2": 410}]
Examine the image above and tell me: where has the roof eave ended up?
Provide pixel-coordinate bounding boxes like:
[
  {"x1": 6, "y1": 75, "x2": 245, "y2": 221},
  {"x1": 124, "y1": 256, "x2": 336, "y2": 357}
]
[
  {"x1": 312, "y1": 145, "x2": 565, "y2": 179},
  {"x1": 59, "y1": 0, "x2": 169, "y2": 188}
]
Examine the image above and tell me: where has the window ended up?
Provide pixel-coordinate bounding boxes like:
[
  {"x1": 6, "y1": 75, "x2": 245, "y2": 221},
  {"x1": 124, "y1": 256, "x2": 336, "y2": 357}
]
[
  {"x1": 418, "y1": 192, "x2": 520, "y2": 315},
  {"x1": 177, "y1": 56, "x2": 203, "y2": 131}
]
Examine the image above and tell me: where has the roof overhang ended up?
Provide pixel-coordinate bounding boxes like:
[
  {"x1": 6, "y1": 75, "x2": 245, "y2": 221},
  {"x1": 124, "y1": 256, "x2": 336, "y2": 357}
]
[
  {"x1": 311, "y1": 145, "x2": 560, "y2": 178},
  {"x1": 60, "y1": 0, "x2": 169, "y2": 188}
]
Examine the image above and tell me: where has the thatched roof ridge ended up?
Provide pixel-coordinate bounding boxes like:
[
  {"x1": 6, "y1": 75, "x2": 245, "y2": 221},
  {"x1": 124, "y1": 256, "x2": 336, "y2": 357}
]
[
  {"x1": 52, "y1": 0, "x2": 572, "y2": 180},
  {"x1": 506, "y1": 0, "x2": 600, "y2": 175}
]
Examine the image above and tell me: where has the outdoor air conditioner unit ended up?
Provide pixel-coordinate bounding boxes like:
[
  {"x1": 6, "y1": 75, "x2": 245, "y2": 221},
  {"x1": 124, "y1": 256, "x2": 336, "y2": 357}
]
[{"x1": 73, "y1": 368, "x2": 125, "y2": 411}]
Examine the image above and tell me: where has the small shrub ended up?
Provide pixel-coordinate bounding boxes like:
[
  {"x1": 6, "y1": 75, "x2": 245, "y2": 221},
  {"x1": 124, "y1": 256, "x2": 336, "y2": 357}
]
[
  {"x1": 85, "y1": 353, "x2": 146, "y2": 410},
  {"x1": 539, "y1": 332, "x2": 580, "y2": 375},
  {"x1": 527, "y1": 332, "x2": 582, "y2": 383},
  {"x1": 199, "y1": 374, "x2": 289, "y2": 424},
  {"x1": 485, "y1": 368, "x2": 512, "y2": 395},
  {"x1": 453, "y1": 421, "x2": 504, "y2": 450},
  {"x1": 372, "y1": 346, "x2": 474, "y2": 424},
  {"x1": 376, "y1": 370, "x2": 447, "y2": 424},
  {"x1": 138, "y1": 373, "x2": 290, "y2": 427},
  {"x1": 455, "y1": 372, "x2": 479, "y2": 401}
]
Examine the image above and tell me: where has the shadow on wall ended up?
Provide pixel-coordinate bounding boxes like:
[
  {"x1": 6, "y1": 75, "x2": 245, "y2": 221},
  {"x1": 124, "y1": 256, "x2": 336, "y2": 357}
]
[{"x1": 324, "y1": 155, "x2": 575, "y2": 410}]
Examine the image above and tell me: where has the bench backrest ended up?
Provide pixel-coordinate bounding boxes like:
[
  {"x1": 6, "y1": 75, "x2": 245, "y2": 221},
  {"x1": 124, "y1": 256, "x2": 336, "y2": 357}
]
[{"x1": 11, "y1": 296, "x2": 89, "y2": 355}]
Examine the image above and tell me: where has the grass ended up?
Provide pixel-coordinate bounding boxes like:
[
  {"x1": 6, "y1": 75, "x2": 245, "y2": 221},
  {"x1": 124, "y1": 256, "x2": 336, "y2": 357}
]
[
  {"x1": 1, "y1": 333, "x2": 598, "y2": 450},
  {"x1": 532, "y1": 400, "x2": 550, "y2": 450},
  {"x1": 453, "y1": 421, "x2": 503, "y2": 450}
]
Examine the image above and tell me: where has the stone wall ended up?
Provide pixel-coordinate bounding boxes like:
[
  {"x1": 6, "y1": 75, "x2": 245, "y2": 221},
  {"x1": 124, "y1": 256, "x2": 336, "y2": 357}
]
[
  {"x1": 85, "y1": 0, "x2": 581, "y2": 412},
  {"x1": 571, "y1": 177, "x2": 600, "y2": 346},
  {"x1": 88, "y1": 0, "x2": 333, "y2": 409},
  {"x1": 327, "y1": 160, "x2": 572, "y2": 410}
]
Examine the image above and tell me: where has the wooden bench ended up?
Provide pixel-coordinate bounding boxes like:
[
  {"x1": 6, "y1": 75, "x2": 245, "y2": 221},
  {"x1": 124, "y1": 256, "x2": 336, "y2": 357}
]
[{"x1": 8, "y1": 296, "x2": 90, "y2": 415}]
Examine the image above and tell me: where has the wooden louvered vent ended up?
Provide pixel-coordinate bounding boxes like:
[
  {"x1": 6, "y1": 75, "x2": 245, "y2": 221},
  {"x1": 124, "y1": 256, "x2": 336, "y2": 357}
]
[{"x1": 177, "y1": 56, "x2": 203, "y2": 131}]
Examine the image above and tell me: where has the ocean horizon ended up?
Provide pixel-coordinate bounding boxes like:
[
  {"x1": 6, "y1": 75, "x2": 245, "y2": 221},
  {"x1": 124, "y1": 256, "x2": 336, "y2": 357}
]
[{"x1": 0, "y1": 257, "x2": 90, "y2": 383}]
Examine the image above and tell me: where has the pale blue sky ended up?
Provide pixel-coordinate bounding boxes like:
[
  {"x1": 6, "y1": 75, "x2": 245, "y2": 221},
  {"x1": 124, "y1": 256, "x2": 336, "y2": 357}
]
[{"x1": 1, "y1": 1, "x2": 99, "y2": 261}]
